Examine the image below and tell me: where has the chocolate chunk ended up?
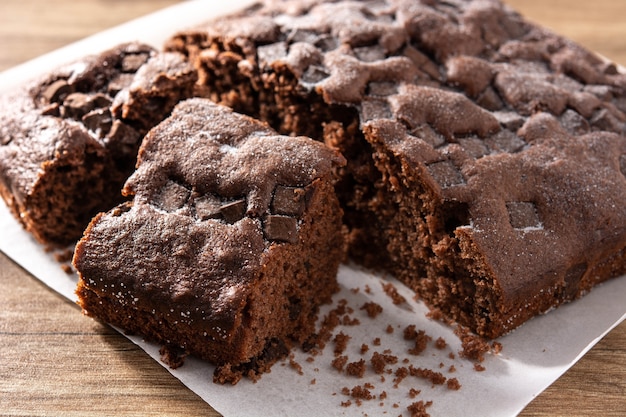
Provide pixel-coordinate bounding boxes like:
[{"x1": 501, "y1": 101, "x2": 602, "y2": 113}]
[
  {"x1": 41, "y1": 79, "x2": 73, "y2": 104},
  {"x1": 40, "y1": 103, "x2": 61, "y2": 117},
  {"x1": 121, "y1": 53, "x2": 150, "y2": 73},
  {"x1": 219, "y1": 199, "x2": 247, "y2": 224},
  {"x1": 107, "y1": 120, "x2": 140, "y2": 145},
  {"x1": 154, "y1": 180, "x2": 190, "y2": 212},
  {"x1": 82, "y1": 108, "x2": 113, "y2": 136},
  {"x1": 62, "y1": 93, "x2": 95, "y2": 119},
  {"x1": 426, "y1": 161, "x2": 464, "y2": 188},
  {"x1": 194, "y1": 196, "x2": 223, "y2": 221},
  {"x1": 107, "y1": 73, "x2": 136, "y2": 96},
  {"x1": 264, "y1": 215, "x2": 298, "y2": 243},
  {"x1": 506, "y1": 202, "x2": 541, "y2": 229},
  {"x1": 271, "y1": 186, "x2": 306, "y2": 216}
]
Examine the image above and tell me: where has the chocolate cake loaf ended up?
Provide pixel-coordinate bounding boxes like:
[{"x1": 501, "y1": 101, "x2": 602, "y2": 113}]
[
  {"x1": 73, "y1": 98, "x2": 346, "y2": 383},
  {"x1": 166, "y1": 0, "x2": 626, "y2": 338},
  {"x1": 0, "y1": 43, "x2": 197, "y2": 246}
]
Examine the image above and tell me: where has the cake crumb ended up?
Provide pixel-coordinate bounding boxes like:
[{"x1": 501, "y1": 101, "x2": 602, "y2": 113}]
[
  {"x1": 346, "y1": 359, "x2": 367, "y2": 378},
  {"x1": 371, "y1": 351, "x2": 399, "y2": 374},
  {"x1": 408, "y1": 387, "x2": 421, "y2": 398},
  {"x1": 373, "y1": 337, "x2": 381, "y2": 346},
  {"x1": 361, "y1": 301, "x2": 383, "y2": 318},
  {"x1": 334, "y1": 331, "x2": 351, "y2": 355},
  {"x1": 408, "y1": 330, "x2": 431, "y2": 355},
  {"x1": 332, "y1": 355, "x2": 348, "y2": 372},
  {"x1": 289, "y1": 355, "x2": 303, "y2": 375},
  {"x1": 360, "y1": 343, "x2": 370, "y2": 354},
  {"x1": 474, "y1": 363, "x2": 486, "y2": 372},
  {"x1": 434, "y1": 337, "x2": 447, "y2": 349},
  {"x1": 393, "y1": 366, "x2": 409, "y2": 387},
  {"x1": 409, "y1": 366, "x2": 447, "y2": 386},
  {"x1": 447, "y1": 377, "x2": 462, "y2": 390},
  {"x1": 385, "y1": 324, "x2": 394, "y2": 334},
  {"x1": 382, "y1": 282, "x2": 407, "y2": 305},
  {"x1": 407, "y1": 400, "x2": 433, "y2": 417},
  {"x1": 455, "y1": 325, "x2": 491, "y2": 362},
  {"x1": 310, "y1": 378, "x2": 316, "y2": 385},
  {"x1": 448, "y1": 365, "x2": 456, "y2": 373}
]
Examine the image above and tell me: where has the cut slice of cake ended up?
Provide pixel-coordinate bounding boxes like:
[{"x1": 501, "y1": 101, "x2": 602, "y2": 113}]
[
  {"x1": 0, "y1": 43, "x2": 197, "y2": 247},
  {"x1": 73, "y1": 98, "x2": 346, "y2": 383},
  {"x1": 166, "y1": 0, "x2": 626, "y2": 338}
]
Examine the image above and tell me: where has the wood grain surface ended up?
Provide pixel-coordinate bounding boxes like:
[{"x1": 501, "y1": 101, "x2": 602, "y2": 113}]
[{"x1": 0, "y1": 1, "x2": 624, "y2": 416}]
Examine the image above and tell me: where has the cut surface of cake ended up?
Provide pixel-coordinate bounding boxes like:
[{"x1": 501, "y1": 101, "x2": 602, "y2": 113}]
[
  {"x1": 0, "y1": 43, "x2": 197, "y2": 246},
  {"x1": 73, "y1": 98, "x2": 346, "y2": 383},
  {"x1": 166, "y1": 0, "x2": 626, "y2": 338}
]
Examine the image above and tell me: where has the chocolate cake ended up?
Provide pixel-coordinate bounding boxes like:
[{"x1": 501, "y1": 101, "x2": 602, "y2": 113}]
[
  {"x1": 166, "y1": 0, "x2": 626, "y2": 338},
  {"x1": 0, "y1": 43, "x2": 197, "y2": 246},
  {"x1": 73, "y1": 98, "x2": 346, "y2": 383}
]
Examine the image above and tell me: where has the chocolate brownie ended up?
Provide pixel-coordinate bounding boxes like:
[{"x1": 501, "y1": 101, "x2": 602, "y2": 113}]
[
  {"x1": 0, "y1": 43, "x2": 197, "y2": 246},
  {"x1": 166, "y1": 0, "x2": 626, "y2": 337},
  {"x1": 73, "y1": 98, "x2": 346, "y2": 383}
]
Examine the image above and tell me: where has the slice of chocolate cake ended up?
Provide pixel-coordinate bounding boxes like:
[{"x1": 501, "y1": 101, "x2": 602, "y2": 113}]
[
  {"x1": 166, "y1": 0, "x2": 626, "y2": 338},
  {"x1": 0, "y1": 43, "x2": 197, "y2": 247},
  {"x1": 73, "y1": 98, "x2": 346, "y2": 383}
]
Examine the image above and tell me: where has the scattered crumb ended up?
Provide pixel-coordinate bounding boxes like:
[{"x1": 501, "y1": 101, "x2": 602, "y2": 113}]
[
  {"x1": 448, "y1": 352, "x2": 456, "y2": 360},
  {"x1": 310, "y1": 378, "x2": 316, "y2": 385},
  {"x1": 364, "y1": 285, "x2": 372, "y2": 294},
  {"x1": 332, "y1": 355, "x2": 348, "y2": 372},
  {"x1": 408, "y1": 387, "x2": 421, "y2": 399},
  {"x1": 373, "y1": 337, "x2": 381, "y2": 346},
  {"x1": 393, "y1": 366, "x2": 409, "y2": 387},
  {"x1": 379, "y1": 391, "x2": 388, "y2": 400},
  {"x1": 448, "y1": 365, "x2": 456, "y2": 373},
  {"x1": 408, "y1": 330, "x2": 431, "y2": 355},
  {"x1": 351, "y1": 287, "x2": 361, "y2": 294},
  {"x1": 346, "y1": 359, "x2": 367, "y2": 378},
  {"x1": 342, "y1": 314, "x2": 361, "y2": 326},
  {"x1": 407, "y1": 400, "x2": 433, "y2": 417},
  {"x1": 454, "y1": 325, "x2": 491, "y2": 362},
  {"x1": 381, "y1": 282, "x2": 407, "y2": 305},
  {"x1": 409, "y1": 365, "x2": 447, "y2": 386},
  {"x1": 434, "y1": 337, "x2": 447, "y2": 350},
  {"x1": 474, "y1": 363, "x2": 486, "y2": 372},
  {"x1": 60, "y1": 263, "x2": 73, "y2": 274},
  {"x1": 334, "y1": 331, "x2": 351, "y2": 355},
  {"x1": 341, "y1": 400, "x2": 352, "y2": 407},
  {"x1": 289, "y1": 355, "x2": 303, "y2": 375},
  {"x1": 446, "y1": 378, "x2": 461, "y2": 390},
  {"x1": 371, "y1": 351, "x2": 399, "y2": 374},
  {"x1": 360, "y1": 343, "x2": 370, "y2": 354},
  {"x1": 361, "y1": 301, "x2": 384, "y2": 318},
  {"x1": 386, "y1": 324, "x2": 394, "y2": 334}
]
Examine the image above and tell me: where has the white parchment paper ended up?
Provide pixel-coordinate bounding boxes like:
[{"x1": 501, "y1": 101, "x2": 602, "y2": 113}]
[{"x1": 1, "y1": 2, "x2": 625, "y2": 416}]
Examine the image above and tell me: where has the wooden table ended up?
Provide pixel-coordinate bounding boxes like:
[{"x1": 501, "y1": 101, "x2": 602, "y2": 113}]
[{"x1": 0, "y1": 1, "x2": 624, "y2": 416}]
